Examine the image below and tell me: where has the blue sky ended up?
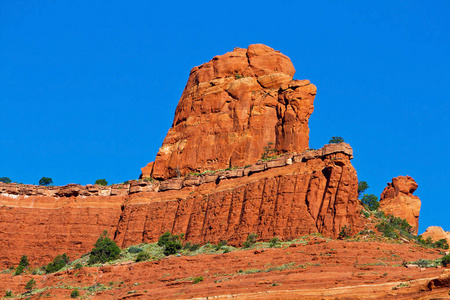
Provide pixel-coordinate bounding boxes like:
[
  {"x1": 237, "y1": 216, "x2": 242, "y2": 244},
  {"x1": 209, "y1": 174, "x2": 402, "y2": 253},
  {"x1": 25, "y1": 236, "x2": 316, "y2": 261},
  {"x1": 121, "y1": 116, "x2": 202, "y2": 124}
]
[{"x1": 1, "y1": 1, "x2": 449, "y2": 233}]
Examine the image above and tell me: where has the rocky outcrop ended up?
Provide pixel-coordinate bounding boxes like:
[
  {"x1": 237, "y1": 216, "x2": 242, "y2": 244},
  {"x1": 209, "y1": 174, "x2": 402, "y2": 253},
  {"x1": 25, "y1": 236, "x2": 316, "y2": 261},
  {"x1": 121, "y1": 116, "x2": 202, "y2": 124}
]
[
  {"x1": 379, "y1": 176, "x2": 421, "y2": 234},
  {"x1": 115, "y1": 150, "x2": 366, "y2": 247},
  {"x1": 0, "y1": 180, "x2": 157, "y2": 198},
  {"x1": 147, "y1": 44, "x2": 317, "y2": 180},
  {"x1": 0, "y1": 195, "x2": 124, "y2": 268},
  {"x1": 421, "y1": 226, "x2": 450, "y2": 245}
]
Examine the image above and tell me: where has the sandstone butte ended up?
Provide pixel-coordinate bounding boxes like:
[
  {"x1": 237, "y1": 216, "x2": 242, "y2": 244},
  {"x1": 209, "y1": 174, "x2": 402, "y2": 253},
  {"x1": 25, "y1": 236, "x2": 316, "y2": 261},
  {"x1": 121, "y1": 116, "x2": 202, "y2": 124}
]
[
  {"x1": 1, "y1": 44, "x2": 448, "y2": 299},
  {"x1": 142, "y1": 44, "x2": 316, "y2": 180},
  {"x1": 379, "y1": 175, "x2": 422, "y2": 235}
]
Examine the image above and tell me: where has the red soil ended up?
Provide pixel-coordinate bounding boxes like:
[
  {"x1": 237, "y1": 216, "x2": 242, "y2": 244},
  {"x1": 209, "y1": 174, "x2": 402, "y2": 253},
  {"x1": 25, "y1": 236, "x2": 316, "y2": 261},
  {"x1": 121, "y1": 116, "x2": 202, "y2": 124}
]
[{"x1": 1, "y1": 238, "x2": 448, "y2": 299}]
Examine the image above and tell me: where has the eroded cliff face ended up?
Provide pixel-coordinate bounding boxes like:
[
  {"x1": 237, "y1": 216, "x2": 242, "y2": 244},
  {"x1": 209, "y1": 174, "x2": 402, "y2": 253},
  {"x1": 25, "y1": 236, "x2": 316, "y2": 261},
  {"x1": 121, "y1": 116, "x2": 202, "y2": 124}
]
[
  {"x1": 146, "y1": 44, "x2": 316, "y2": 180},
  {"x1": 117, "y1": 151, "x2": 366, "y2": 248},
  {"x1": 379, "y1": 176, "x2": 421, "y2": 234},
  {"x1": 0, "y1": 195, "x2": 124, "y2": 268}
]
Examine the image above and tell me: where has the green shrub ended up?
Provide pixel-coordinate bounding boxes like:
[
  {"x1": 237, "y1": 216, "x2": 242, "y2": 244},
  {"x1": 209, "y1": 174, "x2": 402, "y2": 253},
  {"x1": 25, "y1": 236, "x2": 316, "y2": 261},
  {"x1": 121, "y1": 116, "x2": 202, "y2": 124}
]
[
  {"x1": 261, "y1": 143, "x2": 278, "y2": 160},
  {"x1": 361, "y1": 194, "x2": 379, "y2": 211},
  {"x1": 183, "y1": 242, "x2": 200, "y2": 252},
  {"x1": 88, "y1": 231, "x2": 121, "y2": 265},
  {"x1": 442, "y1": 255, "x2": 450, "y2": 267},
  {"x1": 215, "y1": 240, "x2": 228, "y2": 251},
  {"x1": 95, "y1": 179, "x2": 108, "y2": 186},
  {"x1": 70, "y1": 289, "x2": 80, "y2": 298},
  {"x1": 74, "y1": 263, "x2": 83, "y2": 270},
  {"x1": 14, "y1": 264, "x2": 24, "y2": 276},
  {"x1": 14, "y1": 255, "x2": 29, "y2": 275},
  {"x1": 39, "y1": 177, "x2": 53, "y2": 186},
  {"x1": 5, "y1": 290, "x2": 12, "y2": 297},
  {"x1": 357, "y1": 181, "x2": 369, "y2": 198},
  {"x1": 158, "y1": 232, "x2": 182, "y2": 256},
  {"x1": 45, "y1": 253, "x2": 69, "y2": 273},
  {"x1": 193, "y1": 276, "x2": 204, "y2": 284},
  {"x1": 234, "y1": 73, "x2": 243, "y2": 79},
  {"x1": 128, "y1": 246, "x2": 143, "y2": 254},
  {"x1": 434, "y1": 239, "x2": 449, "y2": 250},
  {"x1": 243, "y1": 233, "x2": 258, "y2": 248},
  {"x1": 0, "y1": 177, "x2": 12, "y2": 184},
  {"x1": 338, "y1": 225, "x2": 351, "y2": 239},
  {"x1": 135, "y1": 251, "x2": 150, "y2": 262},
  {"x1": 24, "y1": 278, "x2": 36, "y2": 290},
  {"x1": 329, "y1": 136, "x2": 344, "y2": 144},
  {"x1": 19, "y1": 255, "x2": 29, "y2": 268},
  {"x1": 269, "y1": 237, "x2": 280, "y2": 247}
]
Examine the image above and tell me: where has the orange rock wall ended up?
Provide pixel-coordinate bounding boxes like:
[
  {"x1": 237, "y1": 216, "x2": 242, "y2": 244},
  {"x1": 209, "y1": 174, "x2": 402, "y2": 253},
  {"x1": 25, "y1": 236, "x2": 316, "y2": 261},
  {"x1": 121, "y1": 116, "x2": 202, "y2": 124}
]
[
  {"x1": 116, "y1": 154, "x2": 366, "y2": 248},
  {"x1": 0, "y1": 195, "x2": 124, "y2": 268},
  {"x1": 149, "y1": 44, "x2": 316, "y2": 179}
]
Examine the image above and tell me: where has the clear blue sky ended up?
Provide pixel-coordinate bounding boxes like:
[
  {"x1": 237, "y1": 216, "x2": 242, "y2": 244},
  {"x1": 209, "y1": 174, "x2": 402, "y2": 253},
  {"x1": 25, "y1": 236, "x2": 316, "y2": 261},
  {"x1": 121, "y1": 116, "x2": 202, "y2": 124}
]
[{"x1": 1, "y1": 1, "x2": 449, "y2": 233}]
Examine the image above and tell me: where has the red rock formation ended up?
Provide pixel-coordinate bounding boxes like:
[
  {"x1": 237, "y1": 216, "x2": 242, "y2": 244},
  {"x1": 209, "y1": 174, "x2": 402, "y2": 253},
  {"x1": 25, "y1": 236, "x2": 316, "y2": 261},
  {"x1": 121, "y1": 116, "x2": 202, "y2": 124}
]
[
  {"x1": 421, "y1": 226, "x2": 450, "y2": 245},
  {"x1": 0, "y1": 194, "x2": 124, "y2": 268},
  {"x1": 379, "y1": 176, "x2": 421, "y2": 234},
  {"x1": 147, "y1": 44, "x2": 316, "y2": 180},
  {"x1": 116, "y1": 151, "x2": 366, "y2": 247}
]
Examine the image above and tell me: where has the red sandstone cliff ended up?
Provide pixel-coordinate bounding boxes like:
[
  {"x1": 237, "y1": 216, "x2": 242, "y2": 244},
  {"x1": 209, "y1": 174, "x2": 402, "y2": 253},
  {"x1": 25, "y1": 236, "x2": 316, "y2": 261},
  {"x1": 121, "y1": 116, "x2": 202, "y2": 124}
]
[
  {"x1": 379, "y1": 176, "x2": 421, "y2": 234},
  {"x1": 117, "y1": 149, "x2": 366, "y2": 248},
  {"x1": 144, "y1": 44, "x2": 316, "y2": 180}
]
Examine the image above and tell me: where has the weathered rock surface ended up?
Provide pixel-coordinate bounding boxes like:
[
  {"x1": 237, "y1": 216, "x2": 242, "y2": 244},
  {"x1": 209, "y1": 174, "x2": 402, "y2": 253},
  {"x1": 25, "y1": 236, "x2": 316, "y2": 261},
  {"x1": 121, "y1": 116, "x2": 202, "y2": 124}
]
[
  {"x1": 147, "y1": 44, "x2": 317, "y2": 180},
  {"x1": 379, "y1": 176, "x2": 421, "y2": 234},
  {"x1": 0, "y1": 195, "x2": 124, "y2": 268},
  {"x1": 115, "y1": 151, "x2": 365, "y2": 248},
  {"x1": 421, "y1": 226, "x2": 450, "y2": 245}
]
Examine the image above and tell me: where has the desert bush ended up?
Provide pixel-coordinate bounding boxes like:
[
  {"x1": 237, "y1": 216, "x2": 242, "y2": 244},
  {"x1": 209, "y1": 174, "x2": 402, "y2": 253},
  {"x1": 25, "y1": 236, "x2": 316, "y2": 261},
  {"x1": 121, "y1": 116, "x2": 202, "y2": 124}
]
[
  {"x1": 158, "y1": 232, "x2": 182, "y2": 256},
  {"x1": 5, "y1": 290, "x2": 12, "y2": 297},
  {"x1": 14, "y1": 255, "x2": 29, "y2": 275},
  {"x1": 95, "y1": 179, "x2": 108, "y2": 186},
  {"x1": 183, "y1": 242, "x2": 200, "y2": 252},
  {"x1": 434, "y1": 239, "x2": 449, "y2": 250},
  {"x1": 261, "y1": 143, "x2": 278, "y2": 160},
  {"x1": 329, "y1": 136, "x2": 344, "y2": 144},
  {"x1": 74, "y1": 263, "x2": 83, "y2": 270},
  {"x1": 88, "y1": 231, "x2": 121, "y2": 265},
  {"x1": 243, "y1": 233, "x2": 258, "y2": 248},
  {"x1": 215, "y1": 240, "x2": 228, "y2": 251},
  {"x1": 128, "y1": 246, "x2": 143, "y2": 254},
  {"x1": 357, "y1": 181, "x2": 369, "y2": 198},
  {"x1": 0, "y1": 177, "x2": 12, "y2": 184},
  {"x1": 338, "y1": 225, "x2": 352, "y2": 239},
  {"x1": 25, "y1": 278, "x2": 36, "y2": 290},
  {"x1": 269, "y1": 237, "x2": 280, "y2": 247},
  {"x1": 70, "y1": 289, "x2": 80, "y2": 298},
  {"x1": 193, "y1": 276, "x2": 204, "y2": 284},
  {"x1": 45, "y1": 253, "x2": 69, "y2": 273},
  {"x1": 135, "y1": 251, "x2": 150, "y2": 262},
  {"x1": 442, "y1": 254, "x2": 450, "y2": 267},
  {"x1": 39, "y1": 177, "x2": 53, "y2": 186},
  {"x1": 361, "y1": 194, "x2": 379, "y2": 211}
]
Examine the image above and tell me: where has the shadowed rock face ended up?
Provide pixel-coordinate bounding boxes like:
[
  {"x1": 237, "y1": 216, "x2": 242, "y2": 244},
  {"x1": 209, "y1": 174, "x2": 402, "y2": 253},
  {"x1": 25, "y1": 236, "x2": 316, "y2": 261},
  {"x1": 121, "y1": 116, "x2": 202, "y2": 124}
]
[
  {"x1": 379, "y1": 176, "x2": 421, "y2": 234},
  {"x1": 145, "y1": 44, "x2": 316, "y2": 180}
]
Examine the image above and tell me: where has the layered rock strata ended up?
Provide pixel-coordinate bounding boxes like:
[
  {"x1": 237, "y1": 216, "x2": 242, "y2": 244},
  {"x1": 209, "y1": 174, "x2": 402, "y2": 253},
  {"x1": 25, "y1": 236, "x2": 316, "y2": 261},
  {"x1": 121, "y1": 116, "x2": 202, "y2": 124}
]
[
  {"x1": 379, "y1": 176, "x2": 421, "y2": 234},
  {"x1": 115, "y1": 148, "x2": 365, "y2": 248},
  {"x1": 0, "y1": 143, "x2": 362, "y2": 267},
  {"x1": 146, "y1": 44, "x2": 317, "y2": 180},
  {"x1": 0, "y1": 195, "x2": 124, "y2": 269}
]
